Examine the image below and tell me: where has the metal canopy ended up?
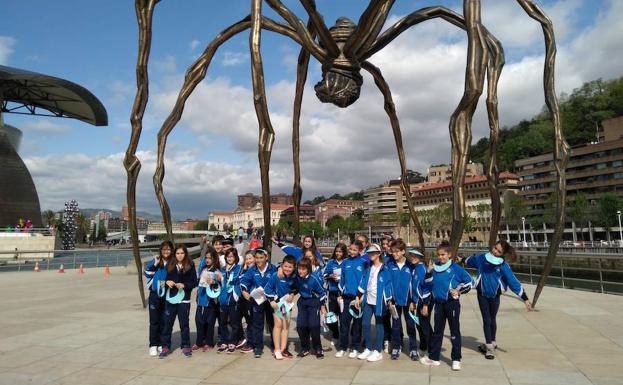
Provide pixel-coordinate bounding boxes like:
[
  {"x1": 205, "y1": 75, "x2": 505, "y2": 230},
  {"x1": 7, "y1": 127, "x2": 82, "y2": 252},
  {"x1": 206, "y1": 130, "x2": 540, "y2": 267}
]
[{"x1": 0, "y1": 65, "x2": 108, "y2": 126}]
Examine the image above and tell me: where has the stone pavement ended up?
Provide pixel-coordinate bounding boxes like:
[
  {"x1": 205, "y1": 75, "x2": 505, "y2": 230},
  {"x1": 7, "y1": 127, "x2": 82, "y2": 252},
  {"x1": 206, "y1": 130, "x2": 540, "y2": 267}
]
[{"x1": 1, "y1": 266, "x2": 622, "y2": 385}]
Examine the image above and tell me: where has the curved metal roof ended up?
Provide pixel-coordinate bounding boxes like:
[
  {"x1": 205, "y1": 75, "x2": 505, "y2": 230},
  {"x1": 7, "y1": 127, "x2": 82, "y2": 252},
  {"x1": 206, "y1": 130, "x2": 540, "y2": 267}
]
[{"x1": 0, "y1": 65, "x2": 108, "y2": 126}]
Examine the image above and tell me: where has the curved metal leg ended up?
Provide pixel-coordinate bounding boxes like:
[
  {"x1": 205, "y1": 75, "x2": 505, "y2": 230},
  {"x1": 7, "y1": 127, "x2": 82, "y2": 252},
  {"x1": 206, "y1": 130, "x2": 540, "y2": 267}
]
[
  {"x1": 484, "y1": 33, "x2": 505, "y2": 248},
  {"x1": 291, "y1": 21, "x2": 315, "y2": 240},
  {"x1": 126, "y1": 0, "x2": 158, "y2": 308},
  {"x1": 250, "y1": 0, "x2": 276, "y2": 250},
  {"x1": 516, "y1": 0, "x2": 570, "y2": 307},
  {"x1": 448, "y1": 0, "x2": 488, "y2": 256},
  {"x1": 362, "y1": 61, "x2": 425, "y2": 250}
]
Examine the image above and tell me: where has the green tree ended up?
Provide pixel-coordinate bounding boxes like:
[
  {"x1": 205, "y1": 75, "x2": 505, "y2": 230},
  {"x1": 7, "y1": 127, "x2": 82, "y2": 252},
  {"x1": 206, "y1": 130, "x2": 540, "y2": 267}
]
[
  {"x1": 209, "y1": 223, "x2": 217, "y2": 231},
  {"x1": 504, "y1": 194, "x2": 527, "y2": 240},
  {"x1": 194, "y1": 220, "x2": 210, "y2": 231},
  {"x1": 75, "y1": 214, "x2": 90, "y2": 244},
  {"x1": 300, "y1": 221, "x2": 323, "y2": 238},
  {"x1": 568, "y1": 193, "x2": 590, "y2": 241},
  {"x1": 41, "y1": 210, "x2": 56, "y2": 226},
  {"x1": 96, "y1": 225, "x2": 107, "y2": 242},
  {"x1": 325, "y1": 215, "x2": 346, "y2": 236},
  {"x1": 595, "y1": 193, "x2": 622, "y2": 242},
  {"x1": 351, "y1": 208, "x2": 364, "y2": 219}
]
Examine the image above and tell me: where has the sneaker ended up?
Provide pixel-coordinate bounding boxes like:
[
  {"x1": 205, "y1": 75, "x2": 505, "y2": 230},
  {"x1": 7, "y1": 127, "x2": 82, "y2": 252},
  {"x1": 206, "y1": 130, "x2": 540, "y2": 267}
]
[
  {"x1": 227, "y1": 344, "x2": 236, "y2": 354},
  {"x1": 157, "y1": 346, "x2": 163, "y2": 353},
  {"x1": 149, "y1": 346, "x2": 158, "y2": 356},
  {"x1": 420, "y1": 356, "x2": 440, "y2": 366},
  {"x1": 391, "y1": 348, "x2": 400, "y2": 360},
  {"x1": 217, "y1": 343, "x2": 228, "y2": 353},
  {"x1": 383, "y1": 341, "x2": 390, "y2": 354},
  {"x1": 485, "y1": 344, "x2": 495, "y2": 360},
  {"x1": 316, "y1": 350, "x2": 324, "y2": 359},
  {"x1": 236, "y1": 339, "x2": 247, "y2": 349},
  {"x1": 409, "y1": 350, "x2": 420, "y2": 361},
  {"x1": 452, "y1": 360, "x2": 461, "y2": 371},
  {"x1": 240, "y1": 345, "x2": 254, "y2": 354},
  {"x1": 191, "y1": 344, "x2": 201, "y2": 351},
  {"x1": 158, "y1": 347, "x2": 170, "y2": 359},
  {"x1": 335, "y1": 350, "x2": 345, "y2": 358},
  {"x1": 348, "y1": 350, "x2": 359, "y2": 359},
  {"x1": 254, "y1": 348, "x2": 263, "y2": 358},
  {"x1": 182, "y1": 347, "x2": 192, "y2": 357},
  {"x1": 274, "y1": 350, "x2": 284, "y2": 360},
  {"x1": 282, "y1": 350, "x2": 294, "y2": 359},
  {"x1": 478, "y1": 343, "x2": 487, "y2": 354},
  {"x1": 367, "y1": 350, "x2": 383, "y2": 362},
  {"x1": 297, "y1": 350, "x2": 310, "y2": 358},
  {"x1": 357, "y1": 349, "x2": 371, "y2": 360}
]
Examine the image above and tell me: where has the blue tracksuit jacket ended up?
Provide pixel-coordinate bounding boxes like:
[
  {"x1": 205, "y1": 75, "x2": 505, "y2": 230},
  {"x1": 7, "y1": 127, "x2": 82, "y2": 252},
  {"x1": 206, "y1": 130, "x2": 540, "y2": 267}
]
[
  {"x1": 386, "y1": 259, "x2": 414, "y2": 306},
  {"x1": 218, "y1": 264, "x2": 242, "y2": 305},
  {"x1": 296, "y1": 272, "x2": 327, "y2": 301},
  {"x1": 323, "y1": 259, "x2": 343, "y2": 293},
  {"x1": 358, "y1": 263, "x2": 393, "y2": 316},
  {"x1": 339, "y1": 255, "x2": 367, "y2": 297},
  {"x1": 196, "y1": 266, "x2": 220, "y2": 307},
  {"x1": 239, "y1": 263, "x2": 277, "y2": 294},
  {"x1": 466, "y1": 253, "x2": 526, "y2": 299},
  {"x1": 411, "y1": 262, "x2": 430, "y2": 303},
  {"x1": 423, "y1": 262, "x2": 472, "y2": 303},
  {"x1": 264, "y1": 272, "x2": 297, "y2": 301},
  {"x1": 144, "y1": 258, "x2": 168, "y2": 293}
]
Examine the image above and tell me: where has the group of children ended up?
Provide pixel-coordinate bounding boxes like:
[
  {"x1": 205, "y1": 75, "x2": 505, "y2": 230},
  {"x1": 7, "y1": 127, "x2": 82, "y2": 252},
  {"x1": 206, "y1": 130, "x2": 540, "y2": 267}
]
[{"x1": 144, "y1": 234, "x2": 531, "y2": 370}]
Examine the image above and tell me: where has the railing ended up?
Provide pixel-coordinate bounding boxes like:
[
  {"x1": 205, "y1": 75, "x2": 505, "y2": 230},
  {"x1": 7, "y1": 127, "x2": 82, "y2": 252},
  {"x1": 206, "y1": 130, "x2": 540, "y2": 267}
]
[{"x1": 0, "y1": 249, "x2": 159, "y2": 273}]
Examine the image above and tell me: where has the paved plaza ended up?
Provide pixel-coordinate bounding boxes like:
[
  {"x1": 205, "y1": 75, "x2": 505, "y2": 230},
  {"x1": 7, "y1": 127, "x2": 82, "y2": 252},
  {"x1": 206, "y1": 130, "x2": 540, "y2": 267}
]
[{"x1": 1, "y1": 266, "x2": 623, "y2": 385}]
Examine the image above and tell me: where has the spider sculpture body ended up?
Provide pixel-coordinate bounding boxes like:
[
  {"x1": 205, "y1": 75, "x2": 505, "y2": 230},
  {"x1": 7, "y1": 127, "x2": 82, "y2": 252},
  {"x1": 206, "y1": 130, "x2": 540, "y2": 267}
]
[{"x1": 125, "y1": 0, "x2": 568, "y2": 308}]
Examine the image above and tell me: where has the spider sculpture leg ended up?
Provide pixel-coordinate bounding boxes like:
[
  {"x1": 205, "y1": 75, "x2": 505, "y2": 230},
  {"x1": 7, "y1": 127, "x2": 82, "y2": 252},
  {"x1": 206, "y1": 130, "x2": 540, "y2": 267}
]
[
  {"x1": 516, "y1": 0, "x2": 570, "y2": 307},
  {"x1": 250, "y1": 0, "x2": 277, "y2": 250},
  {"x1": 149, "y1": 15, "x2": 306, "y2": 241},
  {"x1": 126, "y1": 0, "x2": 159, "y2": 308},
  {"x1": 361, "y1": 61, "x2": 426, "y2": 251}
]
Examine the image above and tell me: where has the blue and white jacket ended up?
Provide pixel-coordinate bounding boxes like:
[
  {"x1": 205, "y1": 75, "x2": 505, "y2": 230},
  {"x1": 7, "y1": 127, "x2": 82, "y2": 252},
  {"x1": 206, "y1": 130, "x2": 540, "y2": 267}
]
[
  {"x1": 423, "y1": 262, "x2": 472, "y2": 304},
  {"x1": 196, "y1": 265, "x2": 220, "y2": 307},
  {"x1": 166, "y1": 263, "x2": 198, "y2": 303},
  {"x1": 144, "y1": 257, "x2": 168, "y2": 295},
  {"x1": 264, "y1": 272, "x2": 297, "y2": 302},
  {"x1": 218, "y1": 264, "x2": 242, "y2": 306},
  {"x1": 386, "y1": 259, "x2": 414, "y2": 306},
  {"x1": 466, "y1": 253, "x2": 528, "y2": 300},
  {"x1": 339, "y1": 255, "x2": 367, "y2": 297},
  {"x1": 296, "y1": 272, "x2": 327, "y2": 301},
  {"x1": 357, "y1": 263, "x2": 393, "y2": 316},
  {"x1": 411, "y1": 262, "x2": 430, "y2": 304},
  {"x1": 323, "y1": 259, "x2": 344, "y2": 293},
  {"x1": 240, "y1": 263, "x2": 277, "y2": 296}
]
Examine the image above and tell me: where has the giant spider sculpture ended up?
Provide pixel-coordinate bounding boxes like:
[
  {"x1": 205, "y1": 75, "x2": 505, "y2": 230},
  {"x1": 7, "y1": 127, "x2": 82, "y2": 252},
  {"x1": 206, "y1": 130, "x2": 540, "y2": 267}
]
[{"x1": 125, "y1": 0, "x2": 569, "y2": 308}]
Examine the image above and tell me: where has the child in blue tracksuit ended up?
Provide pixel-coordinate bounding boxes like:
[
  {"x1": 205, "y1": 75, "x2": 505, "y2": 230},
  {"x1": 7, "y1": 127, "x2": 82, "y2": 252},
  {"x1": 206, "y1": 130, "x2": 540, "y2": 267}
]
[
  {"x1": 273, "y1": 235, "x2": 325, "y2": 267},
  {"x1": 335, "y1": 240, "x2": 367, "y2": 358},
  {"x1": 265, "y1": 255, "x2": 297, "y2": 360},
  {"x1": 386, "y1": 239, "x2": 418, "y2": 360},
  {"x1": 420, "y1": 242, "x2": 472, "y2": 370},
  {"x1": 194, "y1": 248, "x2": 221, "y2": 352},
  {"x1": 218, "y1": 248, "x2": 244, "y2": 354},
  {"x1": 355, "y1": 244, "x2": 392, "y2": 362},
  {"x1": 237, "y1": 250, "x2": 256, "y2": 347},
  {"x1": 160, "y1": 245, "x2": 197, "y2": 358},
  {"x1": 408, "y1": 248, "x2": 431, "y2": 353},
  {"x1": 295, "y1": 257, "x2": 327, "y2": 358},
  {"x1": 240, "y1": 248, "x2": 277, "y2": 357},
  {"x1": 463, "y1": 240, "x2": 532, "y2": 359},
  {"x1": 323, "y1": 243, "x2": 347, "y2": 344},
  {"x1": 144, "y1": 240, "x2": 173, "y2": 356}
]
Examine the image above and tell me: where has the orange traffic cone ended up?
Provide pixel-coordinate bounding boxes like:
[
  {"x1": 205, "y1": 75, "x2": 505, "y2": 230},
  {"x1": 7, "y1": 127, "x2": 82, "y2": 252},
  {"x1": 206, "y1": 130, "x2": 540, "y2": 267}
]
[
  {"x1": 58, "y1": 264, "x2": 65, "y2": 273},
  {"x1": 33, "y1": 261, "x2": 40, "y2": 272},
  {"x1": 104, "y1": 264, "x2": 110, "y2": 277},
  {"x1": 78, "y1": 264, "x2": 84, "y2": 274}
]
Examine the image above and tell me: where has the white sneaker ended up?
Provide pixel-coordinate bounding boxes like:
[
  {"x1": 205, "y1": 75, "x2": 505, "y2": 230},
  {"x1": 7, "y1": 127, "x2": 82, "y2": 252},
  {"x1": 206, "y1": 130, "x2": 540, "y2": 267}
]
[
  {"x1": 348, "y1": 350, "x2": 359, "y2": 359},
  {"x1": 149, "y1": 346, "x2": 158, "y2": 356},
  {"x1": 452, "y1": 360, "x2": 461, "y2": 371},
  {"x1": 157, "y1": 346, "x2": 163, "y2": 353},
  {"x1": 335, "y1": 350, "x2": 345, "y2": 358},
  {"x1": 420, "y1": 356, "x2": 441, "y2": 366},
  {"x1": 357, "y1": 349, "x2": 371, "y2": 360},
  {"x1": 383, "y1": 340, "x2": 389, "y2": 354},
  {"x1": 367, "y1": 350, "x2": 383, "y2": 362}
]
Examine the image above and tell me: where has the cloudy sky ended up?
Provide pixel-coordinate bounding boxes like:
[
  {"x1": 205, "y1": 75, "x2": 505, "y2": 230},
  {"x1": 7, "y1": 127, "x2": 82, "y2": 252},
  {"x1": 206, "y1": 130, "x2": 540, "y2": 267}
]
[{"x1": 2, "y1": 0, "x2": 622, "y2": 219}]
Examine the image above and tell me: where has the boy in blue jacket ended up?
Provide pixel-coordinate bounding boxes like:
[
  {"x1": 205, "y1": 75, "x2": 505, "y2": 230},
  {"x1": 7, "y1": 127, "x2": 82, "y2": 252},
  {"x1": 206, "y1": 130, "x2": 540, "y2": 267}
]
[
  {"x1": 408, "y1": 248, "x2": 431, "y2": 354},
  {"x1": 335, "y1": 240, "x2": 368, "y2": 358},
  {"x1": 386, "y1": 239, "x2": 418, "y2": 360},
  {"x1": 265, "y1": 254, "x2": 297, "y2": 360},
  {"x1": 240, "y1": 248, "x2": 278, "y2": 358},
  {"x1": 462, "y1": 240, "x2": 531, "y2": 359},
  {"x1": 295, "y1": 257, "x2": 327, "y2": 359},
  {"x1": 420, "y1": 241, "x2": 472, "y2": 370}
]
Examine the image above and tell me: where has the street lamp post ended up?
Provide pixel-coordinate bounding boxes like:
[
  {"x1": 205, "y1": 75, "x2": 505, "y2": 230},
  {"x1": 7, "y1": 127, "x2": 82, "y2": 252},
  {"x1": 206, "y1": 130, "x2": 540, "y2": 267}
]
[
  {"x1": 521, "y1": 217, "x2": 527, "y2": 247},
  {"x1": 617, "y1": 210, "x2": 622, "y2": 246}
]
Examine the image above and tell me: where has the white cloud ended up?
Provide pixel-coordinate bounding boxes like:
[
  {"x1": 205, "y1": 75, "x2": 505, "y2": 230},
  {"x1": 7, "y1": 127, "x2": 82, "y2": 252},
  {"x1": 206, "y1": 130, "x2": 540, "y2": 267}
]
[
  {"x1": 189, "y1": 39, "x2": 201, "y2": 51},
  {"x1": 154, "y1": 55, "x2": 177, "y2": 73},
  {"x1": 21, "y1": 120, "x2": 71, "y2": 133},
  {"x1": 221, "y1": 51, "x2": 249, "y2": 66},
  {"x1": 0, "y1": 36, "x2": 16, "y2": 64}
]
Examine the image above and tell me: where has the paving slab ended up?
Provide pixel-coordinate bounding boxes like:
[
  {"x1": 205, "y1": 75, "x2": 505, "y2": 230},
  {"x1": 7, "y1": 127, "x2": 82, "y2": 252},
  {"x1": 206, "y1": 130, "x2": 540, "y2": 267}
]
[{"x1": 0, "y1": 267, "x2": 622, "y2": 384}]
